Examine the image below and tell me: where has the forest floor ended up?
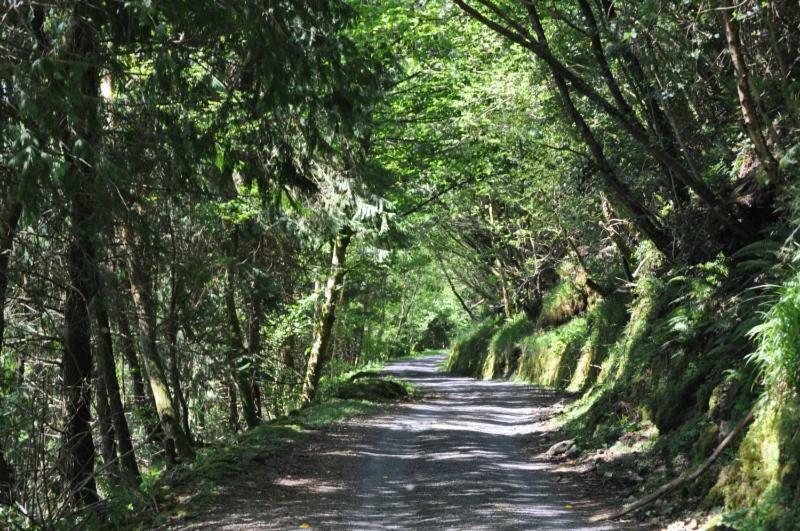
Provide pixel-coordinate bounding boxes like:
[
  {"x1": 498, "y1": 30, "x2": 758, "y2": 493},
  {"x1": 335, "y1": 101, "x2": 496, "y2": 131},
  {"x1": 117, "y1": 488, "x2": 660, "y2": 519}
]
[{"x1": 166, "y1": 355, "x2": 651, "y2": 530}]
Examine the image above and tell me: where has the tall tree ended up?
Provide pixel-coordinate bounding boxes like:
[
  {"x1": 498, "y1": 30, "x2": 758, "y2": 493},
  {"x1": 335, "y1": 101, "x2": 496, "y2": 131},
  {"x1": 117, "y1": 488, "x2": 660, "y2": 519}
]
[
  {"x1": 60, "y1": 4, "x2": 102, "y2": 507},
  {"x1": 301, "y1": 229, "x2": 352, "y2": 404}
]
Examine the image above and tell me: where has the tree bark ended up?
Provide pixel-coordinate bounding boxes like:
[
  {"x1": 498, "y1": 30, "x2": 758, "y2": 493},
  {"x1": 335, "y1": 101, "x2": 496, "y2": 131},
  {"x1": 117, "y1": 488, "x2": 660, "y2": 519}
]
[
  {"x1": 301, "y1": 230, "x2": 352, "y2": 405},
  {"x1": 601, "y1": 196, "x2": 634, "y2": 283},
  {"x1": 92, "y1": 285, "x2": 141, "y2": 486},
  {"x1": 0, "y1": 448, "x2": 13, "y2": 506},
  {"x1": 227, "y1": 380, "x2": 239, "y2": 432},
  {"x1": 245, "y1": 291, "x2": 263, "y2": 419},
  {"x1": 123, "y1": 226, "x2": 195, "y2": 462},
  {"x1": 720, "y1": 0, "x2": 780, "y2": 184},
  {"x1": 94, "y1": 365, "x2": 117, "y2": 477},
  {"x1": 60, "y1": 6, "x2": 100, "y2": 508},
  {"x1": 224, "y1": 246, "x2": 259, "y2": 428},
  {"x1": 113, "y1": 298, "x2": 147, "y2": 408},
  {"x1": 166, "y1": 275, "x2": 192, "y2": 439},
  {"x1": 0, "y1": 189, "x2": 22, "y2": 358}
]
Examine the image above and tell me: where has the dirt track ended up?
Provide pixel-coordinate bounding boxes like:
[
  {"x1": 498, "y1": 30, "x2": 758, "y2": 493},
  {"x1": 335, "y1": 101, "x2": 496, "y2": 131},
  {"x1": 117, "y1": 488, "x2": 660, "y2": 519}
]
[{"x1": 176, "y1": 355, "x2": 630, "y2": 530}]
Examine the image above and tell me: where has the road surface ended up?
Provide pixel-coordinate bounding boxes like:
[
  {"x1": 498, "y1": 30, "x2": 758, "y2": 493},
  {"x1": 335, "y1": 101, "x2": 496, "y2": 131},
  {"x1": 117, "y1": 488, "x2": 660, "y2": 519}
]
[{"x1": 179, "y1": 354, "x2": 621, "y2": 530}]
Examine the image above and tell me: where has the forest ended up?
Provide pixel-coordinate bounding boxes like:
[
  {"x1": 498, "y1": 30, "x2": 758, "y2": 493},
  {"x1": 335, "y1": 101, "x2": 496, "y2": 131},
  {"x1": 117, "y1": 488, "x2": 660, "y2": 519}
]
[{"x1": 1, "y1": 0, "x2": 799, "y2": 529}]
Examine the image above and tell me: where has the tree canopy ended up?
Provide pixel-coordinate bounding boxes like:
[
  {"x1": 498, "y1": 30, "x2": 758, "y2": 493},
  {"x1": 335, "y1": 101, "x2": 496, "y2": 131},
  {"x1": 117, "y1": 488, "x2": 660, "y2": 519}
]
[{"x1": 1, "y1": 0, "x2": 799, "y2": 527}]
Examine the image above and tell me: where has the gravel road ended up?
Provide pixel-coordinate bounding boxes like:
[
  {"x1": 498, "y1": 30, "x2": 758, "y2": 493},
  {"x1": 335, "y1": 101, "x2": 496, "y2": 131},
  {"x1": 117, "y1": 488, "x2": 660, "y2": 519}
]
[{"x1": 179, "y1": 354, "x2": 622, "y2": 530}]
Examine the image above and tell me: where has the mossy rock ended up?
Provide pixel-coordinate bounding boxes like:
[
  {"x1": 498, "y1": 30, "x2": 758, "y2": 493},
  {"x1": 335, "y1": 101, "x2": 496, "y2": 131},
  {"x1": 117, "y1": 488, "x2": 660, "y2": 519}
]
[
  {"x1": 349, "y1": 370, "x2": 383, "y2": 382},
  {"x1": 333, "y1": 378, "x2": 409, "y2": 401}
]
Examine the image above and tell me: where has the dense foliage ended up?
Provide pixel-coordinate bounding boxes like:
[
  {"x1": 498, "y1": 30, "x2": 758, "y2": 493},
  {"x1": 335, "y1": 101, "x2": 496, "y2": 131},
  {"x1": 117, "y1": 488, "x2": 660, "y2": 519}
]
[{"x1": 1, "y1": 0, "x2": 798, "y2": 528}]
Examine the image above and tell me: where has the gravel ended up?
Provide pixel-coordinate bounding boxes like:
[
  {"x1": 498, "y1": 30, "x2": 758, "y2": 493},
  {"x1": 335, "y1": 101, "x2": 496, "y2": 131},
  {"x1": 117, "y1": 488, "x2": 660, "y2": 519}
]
[{"x1": 174, "y1": 355, "x2": 626, "y2": 530}]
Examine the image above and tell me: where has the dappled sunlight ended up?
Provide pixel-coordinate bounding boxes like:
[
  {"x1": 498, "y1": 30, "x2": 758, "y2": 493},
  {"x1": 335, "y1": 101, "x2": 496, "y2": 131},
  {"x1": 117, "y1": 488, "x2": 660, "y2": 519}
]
[
  {"x1": 185, "y1": 355, "x2": 618, "y2": 530},
  {"x1": 273, "y1": 478, "x2": 345, "y2": 494}
]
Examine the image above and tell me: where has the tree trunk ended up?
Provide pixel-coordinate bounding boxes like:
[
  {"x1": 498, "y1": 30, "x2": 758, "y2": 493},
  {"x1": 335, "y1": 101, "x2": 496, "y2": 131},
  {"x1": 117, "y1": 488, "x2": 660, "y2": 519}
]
[
  {"x1": 166, "y1": 277, "x2": 192, "y2": 439},
  {"x1": 93, "y1": 286, "x2": 141, "y2": 486},
  {"x1": 224, "y1": 247, "x2": 259, "y2": 428},
  {"x1": 123, "y1": 227, "x2": 195, "y2": 462},
  {"x1": 217, "y1": 161, "x2": 259, "y2": 428},
  {"x1": 0, "y1": 189, "x2": 22, "y2": 357},
  {"x1": 0, "y1": 184, "x2": 21, "y2": 509},
  {"x1": 0, "y1": 448, "x2": 13, "y2": 506},
  {"x1": 113, "y1": 299, "x2": 148, "y2": 407},
  {"x1": 95, "y1": 365, "x2": 117, "y2": 470},
  {"x1": 720, "y1": 0, "x2": 780, "y2": 184},
  {"x1": 601, "y1": 196, "x2": 634, "y2": 283},
  {"x1": 245, "y1": 291, "x2": 263, "y2": 419},
  {"x1": 62, "y1": 199, "x2": 100, "y2": 507},
  {"x1": 494, "y1": 258, "x2": 512, "y2": 318},
  {"x1": 60, "y1": 6, "x2": 100, "y2": 508},
  {"x1": 301, "y1": 230, "x2": 352, "y2": 405},
  {"x1": 227, "y1": 380, "x2": 239, "y2": 432}
]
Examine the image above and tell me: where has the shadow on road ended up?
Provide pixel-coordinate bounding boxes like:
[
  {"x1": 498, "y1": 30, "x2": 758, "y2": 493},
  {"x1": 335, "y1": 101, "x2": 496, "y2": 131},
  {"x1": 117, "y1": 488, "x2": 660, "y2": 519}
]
[{"x1": 180, "y1": 355, "x2": 622, "y2": 530}]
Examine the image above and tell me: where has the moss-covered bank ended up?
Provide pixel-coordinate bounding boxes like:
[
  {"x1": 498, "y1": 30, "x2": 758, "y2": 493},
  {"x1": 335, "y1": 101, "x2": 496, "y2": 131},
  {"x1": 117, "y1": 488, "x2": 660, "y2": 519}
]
[{"x1": 446, "y1": 240, "x2": 800, "y2": 529}]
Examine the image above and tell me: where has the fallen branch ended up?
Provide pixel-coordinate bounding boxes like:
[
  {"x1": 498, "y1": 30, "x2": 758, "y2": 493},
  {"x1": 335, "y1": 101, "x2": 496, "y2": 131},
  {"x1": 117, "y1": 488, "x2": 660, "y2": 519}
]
[{"x1": 600, "y1": 408, "x2": 755, "y2": 521}]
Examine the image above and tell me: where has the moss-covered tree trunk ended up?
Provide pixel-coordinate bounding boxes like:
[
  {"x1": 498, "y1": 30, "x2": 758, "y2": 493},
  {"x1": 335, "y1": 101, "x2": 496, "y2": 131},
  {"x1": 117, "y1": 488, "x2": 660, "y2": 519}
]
[
  {"x1": 301, "y1": 230, "x2": 352, "y2": 405},
  {"x1": 123, "y1": 227, "x2": 195, "y2": 462}
]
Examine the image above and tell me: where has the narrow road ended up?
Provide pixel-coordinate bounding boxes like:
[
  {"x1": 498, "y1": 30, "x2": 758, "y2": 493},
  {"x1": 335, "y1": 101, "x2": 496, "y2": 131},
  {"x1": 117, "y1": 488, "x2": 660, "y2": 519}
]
[{"x1": 182, "y1": 355, "x2": 621, "y2": 530}]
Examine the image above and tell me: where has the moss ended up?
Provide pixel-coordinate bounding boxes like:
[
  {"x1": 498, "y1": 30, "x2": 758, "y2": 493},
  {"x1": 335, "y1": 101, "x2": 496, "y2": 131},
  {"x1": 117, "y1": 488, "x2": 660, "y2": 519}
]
[
  {"x1": 712, "y1": 396, "x2": 800, "y2": 530},
  {"x1": 567, "y1": 294, "x2": 630, "y2": 392},
  {"x1": 482, "y1": 314, "x2": 536, "y2": 379},
  {"x1": 537, "y1": 269, "x2": 589, "y2": 328},
  {"x1": 332, "y1": 377, "x2": 410, "y2": 401},
  {"x1": 442, "y1": 241, "x2": 800, "y2": 525},
  {"x1": 560, "y1": 275, "x2": 668, "y2": 440},
  {"x1": 446, "y1": 316, "x2": 500, "y2": 377},
  {"x1": 514, "y1": 317, "x2": 589, "y2": 389}
]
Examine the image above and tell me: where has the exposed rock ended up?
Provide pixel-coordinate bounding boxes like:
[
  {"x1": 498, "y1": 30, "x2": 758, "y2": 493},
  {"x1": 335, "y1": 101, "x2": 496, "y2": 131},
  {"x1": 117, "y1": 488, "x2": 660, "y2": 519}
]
[
  {"x1": 545, "y1": 439, "x2": 575, "y2": 457},
  {"x1": 564, "y1": 444, "x2": 580, "y2": 458},
  {"x1": 719, "y1": 420, "x2": 736, "y2": 439}
]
